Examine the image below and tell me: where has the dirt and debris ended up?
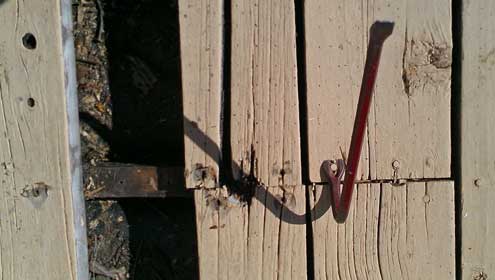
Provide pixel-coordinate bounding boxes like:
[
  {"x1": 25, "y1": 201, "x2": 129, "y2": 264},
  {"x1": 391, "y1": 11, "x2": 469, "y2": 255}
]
[{"x1": 73, "y1": 0, "x2": 197, "y2": 279}]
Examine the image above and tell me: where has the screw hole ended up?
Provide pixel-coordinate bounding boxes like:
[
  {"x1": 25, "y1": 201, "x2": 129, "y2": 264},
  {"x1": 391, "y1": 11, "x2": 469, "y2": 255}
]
[
  {"x1": 119, "y1": 180, "x2": 124, "y2": 185},
  {"x1": 27, "y1": 98, "x2": 35, "y2": 107},
  {"x1": 22, "y1": 33, "x2": 37, "y2": 50}
]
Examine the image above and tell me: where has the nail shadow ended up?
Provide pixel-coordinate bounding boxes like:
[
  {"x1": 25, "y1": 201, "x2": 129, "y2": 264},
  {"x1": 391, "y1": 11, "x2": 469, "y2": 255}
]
[{"x1": 183, "y1": 116, "x2": 331, "y2": 224}]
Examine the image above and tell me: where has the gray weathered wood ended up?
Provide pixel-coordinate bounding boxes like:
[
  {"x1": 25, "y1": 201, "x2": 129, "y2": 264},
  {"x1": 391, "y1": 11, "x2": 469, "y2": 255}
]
[
  {"x1": 461, "y1": 0, "x2": 495, "y2": 278},
  {"x1": 0, "y1": 0, "x2": 88, "y2": 278},
  {"x1": 310, "y1": 181, "x2": 455, "y2": 280},
  {"x1": 305, "y1": 0, "x2": 452, "y2": 182},
  {"x1": 230, "y1": 0, "x2": 301, "y2": 187},
  {"x1": 179, "y1": 0, "x2": 223, "y2": 189},
  {"x1": 194, "y1": 186, "x2": 307, "y2": 280}
]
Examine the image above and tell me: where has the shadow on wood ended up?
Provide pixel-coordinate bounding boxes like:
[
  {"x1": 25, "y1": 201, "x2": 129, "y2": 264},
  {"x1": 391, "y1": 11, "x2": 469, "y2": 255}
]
[{"x1": 184, "y1": 116, "x2": 331, "y2": 224}]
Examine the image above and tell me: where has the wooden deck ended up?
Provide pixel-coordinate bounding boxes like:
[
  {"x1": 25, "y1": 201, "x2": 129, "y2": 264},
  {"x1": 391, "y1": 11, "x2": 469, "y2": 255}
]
[
  {"x1": 178, "y1": 0, "x2": 465, "y2": 279},
  {"x1": 3, "y1": 0, "x2": 495, "y2": 277}
]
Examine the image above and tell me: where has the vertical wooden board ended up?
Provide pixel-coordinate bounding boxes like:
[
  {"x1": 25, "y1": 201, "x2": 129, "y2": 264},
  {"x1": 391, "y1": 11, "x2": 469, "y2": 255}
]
[
  {"x1": 245, "y1": 186, "x2": 267, "y2": 280},
  {"x1": 305, "y1": 0, "x2": 452, "y2": 182},
  {"x1": 310, "y1": 181, "x2": 454, "y2": 279},
  {"x1": 230, "y1": 0, "x2": 301, "y2": 187},
  {"x1": 218, "y1": 188, "x2": 249, "y2": 280},
  {"x1": 311, "y1": 184, "x2": 381, "y2": 280},
  {"x1": 278, "y1": 186, "x2": 307, "y2": 280},
  {"x1": 310, "y1": 185, "x2": 337, "y2": 280},
  {"x1": 179, "y1": 0, "x2": 223, "y2": 189},
  {"x1": 402, "y1": 181, "x2": 455, "y2": 279},
  {"x1": 461, "y1": 0, "x2": 495, "y2": 278},
  {"x1": 194, "y1": 189, "x2": 220, "y2": 279},
  {"x1": 369, "y1": 0, "x2": 451, "y2": 180},
  {"x1": 261, "y1": 187, "x2": 284, "y2": 279},
  {"x1": 194, "y1": 186, "x2": 306, "y2": 280},
  {"x1": 378, "y1": 182, "x2": 408, "y2": 280},
  {"x1": 0, "y1": 0, "x2": 88, "y2": 279},
  {"x1": 305, "y1": 0, "x2": 370, "y2": 183},
  {"x1": 379, "y1": 181, "x2": 455, "y2": 280}
]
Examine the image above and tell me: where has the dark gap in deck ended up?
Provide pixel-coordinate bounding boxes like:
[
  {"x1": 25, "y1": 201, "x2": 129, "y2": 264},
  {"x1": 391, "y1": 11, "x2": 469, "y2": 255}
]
[
  {"x1": 100, "y1": 0, "x2": 198, "y2": 279},
  {"x1": 294, "y1": 0, "x2": 314, "y2": 278},
  {"x1": 451, "y1": 0, "x2": 463, "y2": 277},
  {"x1": 220, "y1": 0, "x2": 234, "y2": 186},
  {"x1": 104, "y1": 0, "x2": 183, "y2": 166},
  {"x1": 119, "y1": 198, "x2": 198, "y2": 279},
  {"x1": 295, "y1": 1, "x2": 310, "y2": 187}
]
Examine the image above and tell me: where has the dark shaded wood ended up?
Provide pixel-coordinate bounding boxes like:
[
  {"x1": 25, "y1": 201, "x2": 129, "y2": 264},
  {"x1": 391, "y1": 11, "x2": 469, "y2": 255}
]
[{"x1": 85, "y1": 163, "x2": 189, "y2": 198}]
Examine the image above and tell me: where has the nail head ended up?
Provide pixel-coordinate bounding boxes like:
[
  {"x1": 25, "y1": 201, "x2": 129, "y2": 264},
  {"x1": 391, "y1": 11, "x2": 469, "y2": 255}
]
[{"x1": 392, "y1": 160, "x2": 400, "y2": 169}]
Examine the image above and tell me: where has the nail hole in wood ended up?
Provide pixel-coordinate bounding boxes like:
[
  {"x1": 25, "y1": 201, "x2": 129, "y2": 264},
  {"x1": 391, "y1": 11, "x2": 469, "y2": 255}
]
[
  {"x1": 22, "y1": 33, "x2": 37, "y2": 50},
  {"x1": 27, "y1": 98, "x2": 35, "y2": 107}
]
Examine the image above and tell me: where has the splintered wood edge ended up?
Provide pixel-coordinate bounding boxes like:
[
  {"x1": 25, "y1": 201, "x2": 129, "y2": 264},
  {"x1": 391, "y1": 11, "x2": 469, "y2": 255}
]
[{"x1": 60, "y1": 0, "x2": 89, "y2": 278}]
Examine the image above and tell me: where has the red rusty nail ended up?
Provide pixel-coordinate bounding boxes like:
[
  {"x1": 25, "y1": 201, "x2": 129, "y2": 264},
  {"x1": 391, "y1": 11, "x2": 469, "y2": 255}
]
[{"x1": 324, "y1": 21, "x2": 394, "y2": 223}]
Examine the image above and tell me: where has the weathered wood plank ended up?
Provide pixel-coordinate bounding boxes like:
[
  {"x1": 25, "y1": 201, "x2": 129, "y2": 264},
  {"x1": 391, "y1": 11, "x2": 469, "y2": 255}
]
[
  {"x1": 179, "y1": 0, "x2": 223, "y2": 189},
  {"x1": 310, "y1": 181, "x2": 454, "y2": 279},
  {"x1": 461, "y1": 0, "x2": 495, "y2": 278},
  {"x1": 0, "y1": 0, "x2": 88, "y2": 279},
  {"x1": 194, "y1": 186, "x2": 306, "y2": 280},
  {"x1": 194, "y1": 189, "x2": 220, "y2": 278},
  {"x1": 305, "y1": 0, "x2": 452, "y2": 182},
  {"x1": 230, "y1": 0, "x2": 301, "y2": 187}
]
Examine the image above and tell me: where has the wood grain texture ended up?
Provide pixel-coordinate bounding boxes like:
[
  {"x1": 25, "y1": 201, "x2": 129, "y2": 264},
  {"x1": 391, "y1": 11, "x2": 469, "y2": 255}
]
[
  {"x1": 179, "y1": 0, "x2": 223, "y2": 189},
  {"x1": 305, "y1": 0, "x2": 452, "y2": 182},
  {"x1": 194, "y1": 186, "x2": 306, "y2": 280},
  {"x1": 460, "y1": 0, "x2": 495, "y2": 278},
  {"x1": 310, "y1": 181, "x2": 454, "y2": 279},
  {"x1": 230, "y1": 0, "x2": 301, "y2": 187},
  {"x1": 0, "y1": 0, "x2": 88, "y2": 279}
]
